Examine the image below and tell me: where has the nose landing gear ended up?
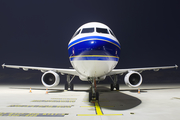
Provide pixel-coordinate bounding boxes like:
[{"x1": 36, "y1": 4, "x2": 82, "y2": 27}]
[{"x1": 89, "y1": 78, "x2": 99, "y2": 102}]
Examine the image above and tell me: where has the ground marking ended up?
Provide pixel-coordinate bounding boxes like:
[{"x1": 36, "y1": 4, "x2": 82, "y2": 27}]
[
  {"x1": 8, "y1": 105, "x2": 73, "y2": 108},
  {"x1": 31, "y1": 100, "x2": 75, "y2": 102},
  {"x1": 77, "y1": 101, "x2": 123, "y2": 116},
  {"x1": 0, "y1": 112, "x2": 68, "y2": 117}
]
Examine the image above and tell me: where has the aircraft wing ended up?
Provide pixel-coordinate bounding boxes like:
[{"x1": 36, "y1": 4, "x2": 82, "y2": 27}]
[
  {"x1": 2, "y1": 63, "x2": 79, "y2": 76},
  {"x1": 107, "y1": 65, "x2": 178, "y2": 76}
]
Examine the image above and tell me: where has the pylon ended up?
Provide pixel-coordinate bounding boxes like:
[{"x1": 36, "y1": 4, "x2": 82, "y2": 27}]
[
  {"x1": 138, "y1": 88, "x2": 140, "y2": 94},
  {"x1": 46, "y1": 88, "x2": 48, "y2": 94},
  {"x1": 29, "y1": 87, "x2": 32, "y2": 93}
]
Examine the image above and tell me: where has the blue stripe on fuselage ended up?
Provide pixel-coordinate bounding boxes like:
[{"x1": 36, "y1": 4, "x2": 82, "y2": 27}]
[
  {"x1": 68, "y1": 36, "x2": 121, "y2": 49},
  {"x1": 68, "y1": 36, "x2": 121, "y2": 61}
]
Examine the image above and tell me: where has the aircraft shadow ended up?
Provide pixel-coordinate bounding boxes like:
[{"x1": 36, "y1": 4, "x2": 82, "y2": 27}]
[{"x1": 92, "y1": 85, "x2": 142, "y2": 110}]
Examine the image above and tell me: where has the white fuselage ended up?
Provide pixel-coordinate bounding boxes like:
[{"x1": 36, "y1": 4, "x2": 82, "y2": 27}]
[{"x1": 68, "y1": 22, "x2": 121, "y2": 81}]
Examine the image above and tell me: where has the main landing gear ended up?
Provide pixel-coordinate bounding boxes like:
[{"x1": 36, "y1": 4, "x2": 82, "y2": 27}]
[
  {"x1": 89, "y1": 78, "x2": 99, "y2": 102},
  {"x1": 65, "y1": 75, "x2": 75, "y2": 91},
  {"x1": 110, "y1": 75, "x2": 119, "y2": 91}
]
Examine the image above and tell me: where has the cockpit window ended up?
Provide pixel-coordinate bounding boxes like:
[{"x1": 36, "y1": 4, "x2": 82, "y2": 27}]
[
  {"x1": 81, "y1": 28, "x2": 94, "y2": 33},
  {"x1": 96, "y1": 28, "x2": 109, "y2": 34},
  {"x1": 73, "y1": 29, "x2": 81, "y2": 37},
  {"x1": 109, "y1": 29, "x2": 116, "y2": 37}
]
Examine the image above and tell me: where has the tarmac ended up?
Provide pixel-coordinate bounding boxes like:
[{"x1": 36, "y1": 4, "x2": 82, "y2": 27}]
[{"x1": 0, "y1": 84, "x2": 180, "y2": 120}]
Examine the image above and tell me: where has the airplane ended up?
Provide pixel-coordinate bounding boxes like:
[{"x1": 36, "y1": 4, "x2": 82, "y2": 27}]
[{"x1": 2, "y1": 22, "x2": 178, "y2": 101}]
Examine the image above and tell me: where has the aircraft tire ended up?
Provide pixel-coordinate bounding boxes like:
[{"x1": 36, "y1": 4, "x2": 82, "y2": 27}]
[
  {"x1": 96, "y1": 92, "x2": 99, "y2": 101},
  {"x1": 110, "y1": 84, "x2": 114, "y2": 91},
  {"x1": 70, "y1": 84, "x2": 74, "y2": 91},
  {"x1": 65, "y1": 84, "x2": 68, "y2": 90},
  {"x1": 116, "y1": 84, "x2": 119, "y2": 90},
  {"x1": 89, "y1": 91, "x2": 92, "y2": 102}
]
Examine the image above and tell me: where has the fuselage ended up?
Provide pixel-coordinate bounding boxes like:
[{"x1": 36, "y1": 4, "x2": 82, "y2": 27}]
[{"x1": 68, "y1": 22, "x2": 121, "y2": 81}]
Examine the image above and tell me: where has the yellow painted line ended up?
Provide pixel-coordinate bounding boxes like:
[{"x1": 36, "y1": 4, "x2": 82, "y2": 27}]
[
  {"x1": 78, "y1": 101, "x2": 122, "y2": 116},
  {"x1": 95, "y1": 101, "x2": 103, "y2": 115},
  {"x1": 69, "y1": 55, "x2": 119, "y2": 59},
  {"x1": 77, "y1": 114, "x2": 123, "y2": 116}
]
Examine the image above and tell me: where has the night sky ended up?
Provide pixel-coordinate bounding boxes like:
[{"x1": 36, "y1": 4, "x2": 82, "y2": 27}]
[{"x1": 0, "y1": 0, "x2": 180, "y2": 84}]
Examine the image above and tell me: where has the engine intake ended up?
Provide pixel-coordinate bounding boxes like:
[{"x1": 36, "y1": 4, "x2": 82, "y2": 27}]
[
  {"x1": 124, "y1": 71, "x2": 142, "y2": 87},
  {"x1": 41, "y1": 71, "x2": 60, "y2": 87}
]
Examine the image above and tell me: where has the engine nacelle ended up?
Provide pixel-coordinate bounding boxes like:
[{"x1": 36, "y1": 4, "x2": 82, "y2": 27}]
[
  {"x1": 41, "y1": 71, "x2": 60, "y2": 87},
  {"x1": 124, "y1": 71, "x2": 142, "y2": 87}
]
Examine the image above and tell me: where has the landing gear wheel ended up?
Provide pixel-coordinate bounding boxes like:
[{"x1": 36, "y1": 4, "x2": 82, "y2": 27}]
[
  {"x1": 96, "y1": 92, "x2": 99, "y2": 101},
  {"x1": 110, "y1": 84, "x2": 114, "y2": 91},
  {"x1": 65, "y1": 84, "x2": 68, "y2": 90},
  {"x1": 116, "y1": 84, "x2": 119, "y2": 90},
  {"x1": 70, "y1": 84, "x2": 74, "y2": 91},
  {"x1": 89, "y1": 91, "x2": 92, "y2": 102}
]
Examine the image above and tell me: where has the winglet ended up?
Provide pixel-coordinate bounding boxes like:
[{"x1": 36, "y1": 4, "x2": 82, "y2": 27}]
[
  {"x1": 175, "y1": 64, "x2": 178, "y2": 69},
  {"x1": 2, "y1": 63, "x2": 5, "y2": 69}
]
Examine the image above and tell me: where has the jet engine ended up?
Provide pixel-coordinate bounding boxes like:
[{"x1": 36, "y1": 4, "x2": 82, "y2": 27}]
[
  {"x1": 124, "y1": 71, "x2": 142, "y2": 87},
  {"x1": 41, "y1": 71, "x2": 60, "y2": 87}
]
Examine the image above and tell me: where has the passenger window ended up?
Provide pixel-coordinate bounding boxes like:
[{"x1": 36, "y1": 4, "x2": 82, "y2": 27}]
[
  {"x1": 96, "y1": 28, "x2": 109, "y2": 34},
  {"x1": 109, "y1": 30, "x2": 116, "y2": 37},
  {"x1": 73, "y1": 29, "x2": 81, "y2": 37},
  {"x1": 81, "y1": 28, "x2": 94, "y2": 33}
]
